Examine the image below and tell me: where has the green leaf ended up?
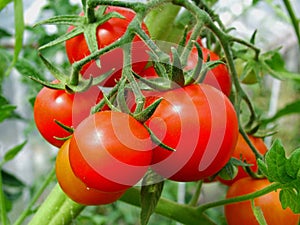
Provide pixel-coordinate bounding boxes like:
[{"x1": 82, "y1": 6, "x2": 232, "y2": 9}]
[
  {"x1": 0, "y1": 0, "x2": 12, "y2": 11},
  {"x1": 2, "y1": 170, "x2": 25, "y2": 187},
  {"x1": 261, "y1": 140, "x2": 293, "y2": 183},
  {"x1": 262, "y1": 100, "x2": 300, "y2": 124},
  {"x1": 0, "y1": 95, "x2": 17, "y2": 123},
  {"x1": 258, "y1": 139, "x2": 300, "y2": 213},
  {"x1": 1, "y1": 140, "x2": 27, "y2": 166},
  {"x1": 140, "y1": 170, "x2": 164, "y2": 225},
  {"x1": 251, "y1": 199, "x2": 268, "y2": 225},
  {"x1": 0, "y1": 28, "x2": 11, "y2": 38},
  {"x1": 261, "y1": 50, "x2": 300, "y2": 81},
  {"x1": 280, "y1": 187, "x2": 300, "y2": 213}
]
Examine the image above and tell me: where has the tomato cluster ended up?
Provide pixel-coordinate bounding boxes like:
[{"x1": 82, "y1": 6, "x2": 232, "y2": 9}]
[{"x1": 33, "y1": 6, "x2": 241, "y2": 206}]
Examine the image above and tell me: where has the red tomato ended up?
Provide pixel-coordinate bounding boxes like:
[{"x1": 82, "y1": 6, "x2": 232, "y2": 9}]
[
  {"x1": 225, "y1": 177, "x2": 299, "y2": 225},
  {"x1": 186, "y1": 46, "x2": 232, "y2": 96},
  {"x1": 68, "y1": 110, "x2": 153, "y2": 192},
  {"x1": 65, "y1": 6, "x2": 149, "y2": 87},
  {"x1": 218, "y1": 133, "x2": 268, "y2": 185},
  {"x1": 145, "y1": 84, "x2": 238, "y2": 181},
  {"x1": 56, "y1": 139, "x2": 125, "y2": 205},
  {"x1": 33, "y1": 83, "x2": 103, "y2": 147}
]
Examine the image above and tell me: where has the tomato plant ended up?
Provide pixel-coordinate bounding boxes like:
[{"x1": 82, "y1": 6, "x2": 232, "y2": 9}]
[
  {"x1": 146, "y1": 83, "x2": 238, "y2": 181},
  {"x1": 68, "y1": 110, "x2": 153, "y2": 192},
  {"x1": 56, "y1": 139, "x2": 125, "y2": 205},
  {"x1": 33, "y1": 83, "x2": 104, "y2": 147},
  {"x1": 2, "y1": 0, "x2": 300, "y2": 225},
  {"x1": 218, "y1": 133, "x2": 268, "y2": 185},
  {"x1": 225, "y1": 177, "x2": 300, "y2": 225},
  {"x1": 65, "y1": 6, "x2": 150, "y2": 87}
]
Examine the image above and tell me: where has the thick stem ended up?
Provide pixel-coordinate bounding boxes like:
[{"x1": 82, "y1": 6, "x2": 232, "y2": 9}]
[
  {"x1": 197, "y1": 182, "x2": 281, "y2": 212},
  {"x1": 27, "y1": 184, "x2": 84, "y2": 225}
]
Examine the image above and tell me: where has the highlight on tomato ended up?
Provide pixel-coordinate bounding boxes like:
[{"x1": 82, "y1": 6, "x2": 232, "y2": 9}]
[
  {"x1": 68, "y1": 110, "x2": 153, "y2": 192},
  {"x1": 65, "y1": 6, "x2": 150, "y2": 87},
  {"x1": 144, "y1": 83, "x2": 238, "y2": 182},
  {"x1": 225, "y1": 177, "x2": 300, "y2": 225},
  {"x1": 56, "y1": 139, "x2": 125, "y2": 205},
  {"x1": 33, "y1": 83, "x2": 104, "y2": 148},
  {"x1": 218, "y1": 133, "x2": 268, "y2": 185}
]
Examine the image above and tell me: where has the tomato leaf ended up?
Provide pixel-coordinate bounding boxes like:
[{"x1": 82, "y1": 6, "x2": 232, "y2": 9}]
[
  {"x1": 261, "y1": 50, "x2": 300, "y2": 81},
  {"x1": 34, "y1": 15, "x2": 83, "y2": 27},
  {"x1": 261, "y1": 100, "x2": 300, "y2": 125},
  {"x1": 1, "y1": 141, "x2": 27, "y2": 166},
  {"x1": 251, "y1": 199, "x2": 268, "y2": 225},
  {"x1": 140, "y1": 170, "x2": 164, "y2": 225},
  {"x1": 0, "y1": 95, "x2": 17, "y2": 123},
  {"x1": 258, "y1": 139, "x2": 300, "y2": 213},
  {"x1": 0, "y1": 0, "x2": 12, "y2": 11}
]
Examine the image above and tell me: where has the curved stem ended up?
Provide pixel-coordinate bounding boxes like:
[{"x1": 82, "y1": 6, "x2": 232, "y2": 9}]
[
  {"x1": 282, "y1": 0, "x2": 300, "y2": 48},
  {"x1": 197, "y1": 182, "x2": 282, "y2": 213},
  {"x1": 14, "y1": 168, "x2": 56, "y2": 225}
]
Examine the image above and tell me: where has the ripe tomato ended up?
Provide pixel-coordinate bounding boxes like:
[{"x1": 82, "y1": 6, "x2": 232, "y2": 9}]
[
  {"x1": 33, "y1": 83, "x2": 103, "y2": 147},
  {"x1": 145, "y1": 84, "x2": 238, "y2": 181},
  {"x1": 65, "y1": 6, "x2": 149, "y2": 87},
  {"x1": 56, "y1": 139, "x2": 125, "y2": 205},
  {"x1": 225, "y1": 177, "x2": 299, "y2": 225},
  {"x1": 69, "y1": 110, "x2": 153, "y2": 192},
  {"x1": 218, "y1": 133, "x2": 268, "y2": 185},
  {"x1": 186, "y1": 46, "x2": 232, "y2": 96}
]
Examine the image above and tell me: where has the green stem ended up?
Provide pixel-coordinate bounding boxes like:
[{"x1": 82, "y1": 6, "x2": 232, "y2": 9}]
[
  {"x1": 122, "y1": 42, "x2": 145, "y2": 114},
  {"x1": 282, "y1": 0, "x2": 300, "y2": 48},
  {"x1": 189, "y1": 180, "x2": 203, "y2": 206},
  {"x1": 197, "y1": 182, "x2": 281, "y2": 212},
  {"x1": 120, "y1": 188, "x2": 216, "y2": 225},
  {"x1": 14, "y1": 168, "x2": 56, "y2": 225},
  {"x1": 0, "y1": 167, "x2": 9, "y2": 225},
  {"x1": 27, "y1": 184, "x2": 84, "y2": 225}
]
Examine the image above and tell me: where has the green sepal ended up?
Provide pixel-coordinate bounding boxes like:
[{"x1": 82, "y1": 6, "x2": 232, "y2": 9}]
[
  {"x1": 133, "y1": 98, "x2": 163, "y2": 123},
  {"x1": 133, "y1": 71, "x2": 172, "y2": 91},
  {"x1": 170, "y1": 47, "x2": 185, "y2": 87},
  {"x1": 33, "y1": 15, "x2": 83, "y2": 27},
  {"x1": 54, "y1": 120, "x2": 74, "y2": 134},
  {"x1": 116, "y1": 78, "x2": 131, "y2": 114},
  {"x1": 185, "y1": 41, "x2": 203, "y2": 85},
  {"x1": 38, "y1": 27, "x2": 83, "y2": 50},
  {"x1": 143, "y1": 125, "x2": 175, "y2": 152}
]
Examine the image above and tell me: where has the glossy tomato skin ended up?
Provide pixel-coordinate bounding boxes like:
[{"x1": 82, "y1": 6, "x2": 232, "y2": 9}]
[
  {"x1": 225, "y1": 177, "x2": 300, "y2": 225},
  {"x1": 186, "y1": 47, "x2": 232, "y2": 97},
  {"x1": 146, "y1": 84, "x2": 238, "y2": 181},
  {"x1": 65, "y1": 6, "x2": 149, "y2": 87},
  {"x1": 56, "y1": 139, "x2": 125, "y2": 205},
  {"x1": 33, "y1": 83, "x2": 104, "y2": 147},
  {"x1": 218, "y1": 133, "x2": 268, "y2": 185},
  {"x1": 69, "y1": 111, "x2": 153, "y2": 192}
]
